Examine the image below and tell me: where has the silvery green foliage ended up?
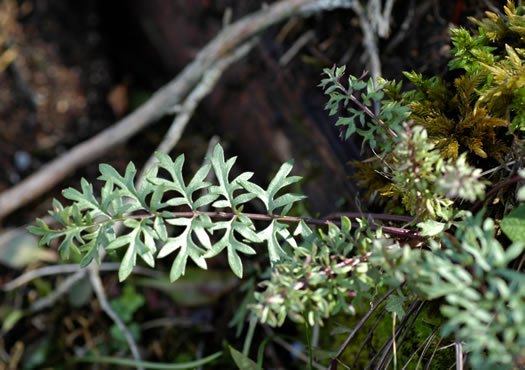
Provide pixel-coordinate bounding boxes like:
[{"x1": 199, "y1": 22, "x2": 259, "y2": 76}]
[
  {"x1": 250, "y1": 217, "x2": 379, "y2": 327},
  {"x1": 437, "y1": 153, "x2": 487, "y2": 202},
  {"x1": 388, "y1": 124, "x2": 486, "y2": 221},
  {"x1": 370, "y1": 212, "x2": 525, "y2": 369},
  {"x1": 390, "y1": 124, "x2": 452, "y2": 220},
  {"x1": 320, "y1": 68, "x2": 487, "y2": 221},
  {"x1": 29, "y1": 144, "x2": 305, "y2": 282}
]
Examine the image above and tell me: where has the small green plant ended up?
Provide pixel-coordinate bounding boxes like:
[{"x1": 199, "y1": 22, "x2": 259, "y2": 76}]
[
  {"x1": 30, "y1": 144, "x2": 306, "y2": 282},
  {"x1": 108, "y1": 284, "x2": 144, "y2": 347},
  {"x1": 30, "y1": 1, "x2": 525, "y2": 368}
]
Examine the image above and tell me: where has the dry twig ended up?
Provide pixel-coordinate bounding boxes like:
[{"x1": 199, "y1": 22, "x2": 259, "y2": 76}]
[
  {"x1": 351, "y1": 1, "x2": 382, "y2": 82},
  {"x1": 138, "y1": 38, "x2": 258, "y2": 181}
]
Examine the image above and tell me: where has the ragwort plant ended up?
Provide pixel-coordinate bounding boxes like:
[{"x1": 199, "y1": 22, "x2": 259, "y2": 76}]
[{"x1": 31, "y1": 1, "x2": 525, "y2": 368}]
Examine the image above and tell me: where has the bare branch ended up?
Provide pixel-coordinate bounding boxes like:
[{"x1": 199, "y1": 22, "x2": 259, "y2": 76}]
[{"x1": 138, "y1": 38, "x2": 258, "y2": 182}]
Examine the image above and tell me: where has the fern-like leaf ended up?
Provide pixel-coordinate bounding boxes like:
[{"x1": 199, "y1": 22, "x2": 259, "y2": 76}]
[{"x1": 204, "y1": 214, "x2": 260, "y2": 278}]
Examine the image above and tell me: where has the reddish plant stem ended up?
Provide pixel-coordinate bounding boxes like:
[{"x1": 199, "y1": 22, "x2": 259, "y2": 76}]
[
  {"x1": 51, "y1": 210, "x2": 422, "y2": 240},
  {"x1": 163, "y1": 211, "x2": 423, "y2": 240},
  {"x1": 346, "y1": 91, "x2": 398, "y2": 138},
  {"x1": 326, "y1": 212, "x2": 415, "y2": 223},
  {"x1": 337, "y1": 72, "x2": 398, "y2": 139},
  {"x1": 470, "y1": 175, "x2": 522, "y2": 213}
]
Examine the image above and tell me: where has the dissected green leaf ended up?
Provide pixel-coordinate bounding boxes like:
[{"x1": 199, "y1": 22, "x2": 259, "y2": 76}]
[
  {"x1": 257, "y1": 220, "x2": 292, "y2": 265},
  {"x1": 158, "y1": 216, "x2": 212, "y2": 282},
  {"x1": 208, "y1": 144, "x2": 255, "y2": 210},
  {"x1": 79, "y1": 224, "x2": 113, "y2": 268},
  {"x1": 107, "y1": 219, "x2": 158, "y2": 281},
  {"x1": 99, "y1": 162, "x2": 147, "y2": 211},
  {"x1": 204, "y1": 215, "x2": 259, "y2": 278},
  {"x1": 63, "y1": 178, "x2": 112, "y2": 219},
  {"x1": 149, "y1": 152, "x2": 217, "y2": 210},
  {"x1": 240, "y1": 160, "x2": 306, "y2": 216}
]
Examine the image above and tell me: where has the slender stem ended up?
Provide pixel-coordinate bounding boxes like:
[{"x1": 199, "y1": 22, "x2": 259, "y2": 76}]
[
  {"x1": 74, "y1": 351, "x2": 222, "y2": 369},
  {"x1": 382, "y1": 300, "x2": 426, "y2": 370},
  {"x1": 303, "y1": 315, "x2": 313, "y2": 370},
  {"x1": 344, "y1": 85, "x2": 398, "y2": 138},
  {"x1": 326, "y1": 212, "x2": 415, "y2": 223},
  {"x1": 330, "y1": 285, "x2": 401, "y2": 369},
  {"x1": 163, "y1": 211, "x2": 422, "y2": 239},
  {"x1": 242, "y1": 315, "x2": 258, "y2": 356},
  {"x1": 470, "y1": 175, "x2": 522, "y2": 213},
  {"x1": 51, "y1": 209, "x2": 421, "y2": 240},
  {"x1": 367, "y1": 300, "x2": 423, "y2": 370}
]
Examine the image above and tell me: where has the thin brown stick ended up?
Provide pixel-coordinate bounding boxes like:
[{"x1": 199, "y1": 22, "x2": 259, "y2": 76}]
[
  {"x1": 470, "y1": 175, "x2": 522, "y2": 213},
  {"x1": 138, "y1": 39, "x2": 258, "y2": 182},
  {"x1": 0, "y1": 0, "x2": 352, "y2": 220},
  {"x1": 351, "y1": 1, "x2": 382, "y2": 82}
]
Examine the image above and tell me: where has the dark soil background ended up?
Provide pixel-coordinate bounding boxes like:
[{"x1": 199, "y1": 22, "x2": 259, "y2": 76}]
[{"x1": 0, "y1": 0, "x2": 500, "y2": 368}]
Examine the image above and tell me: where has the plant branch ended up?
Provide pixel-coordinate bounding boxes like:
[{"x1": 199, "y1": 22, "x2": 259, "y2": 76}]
[
  {"x1": 127, "y1": 210, "x2": 423, "y2": 239},
  {"x1": 351, "y1": 1, "x2": 382, "y2": 83},
  {"x1": 45, "y1": 210, "x2": 423, "y2": 240},
  {"x1": 341, "y1": 76, "x2": 398, "y2": 138}
]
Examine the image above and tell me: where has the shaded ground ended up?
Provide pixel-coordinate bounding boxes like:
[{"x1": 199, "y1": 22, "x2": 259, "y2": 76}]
[{"x1": 0, "y1": 0, "x2": 492, "y2": 368}]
